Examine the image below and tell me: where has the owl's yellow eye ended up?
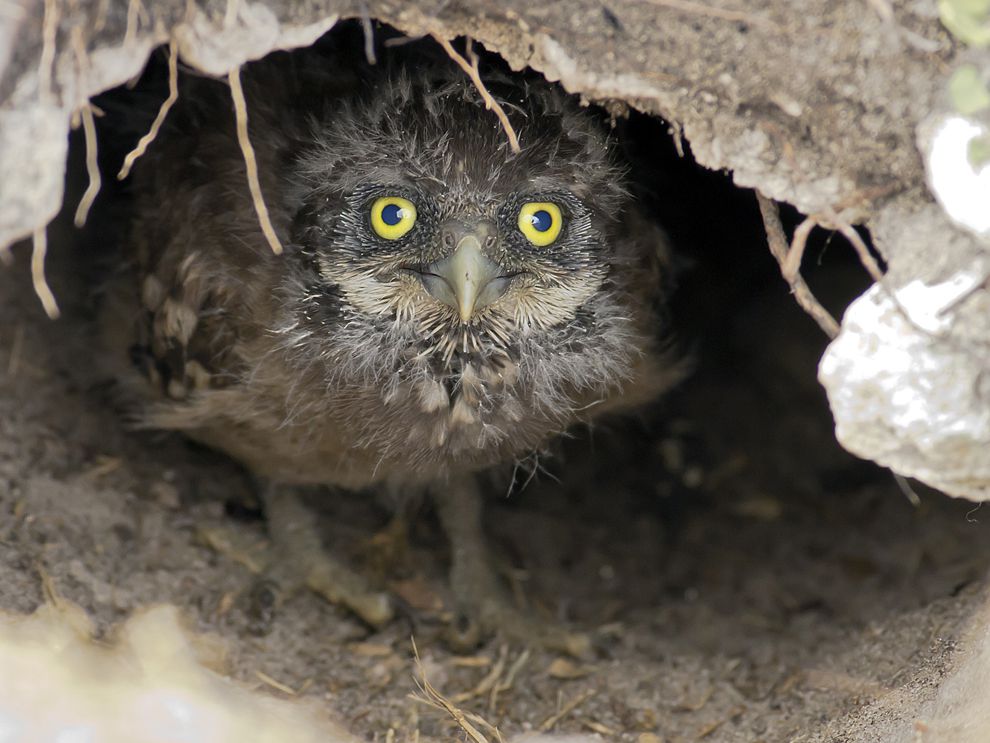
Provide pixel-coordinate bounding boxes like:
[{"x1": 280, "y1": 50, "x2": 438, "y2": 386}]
[
  {"x1": 517, "y1": 202, "x2": 563, "y2": 247},
  {"x1": 370, "y1": 196, "x2": 417, "y2": 240}
]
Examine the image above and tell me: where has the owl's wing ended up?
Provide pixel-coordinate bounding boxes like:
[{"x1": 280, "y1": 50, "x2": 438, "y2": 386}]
[
  {"x1": 104, "y1": 71, "x2": 297, "y2": 410},
  {"x1": 586, "y1": 206, "x2": 686, "y2": 419}
]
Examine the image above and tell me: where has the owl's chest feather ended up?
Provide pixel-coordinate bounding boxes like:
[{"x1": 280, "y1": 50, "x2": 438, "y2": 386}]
[{"x1": 169, "y1": 356, "x2": 570, "y2": 488}]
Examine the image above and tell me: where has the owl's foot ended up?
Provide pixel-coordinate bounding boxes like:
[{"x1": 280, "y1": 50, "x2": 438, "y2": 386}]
[
  {"x1": 432, "y1": 477, "x2": 592, "y2": 659},
  {"x1": 444, "y1": 572, "x2": 593, "y2": 659},
  {"x1": 201, "y1": 485, "x2": 393, "y2": 629}
]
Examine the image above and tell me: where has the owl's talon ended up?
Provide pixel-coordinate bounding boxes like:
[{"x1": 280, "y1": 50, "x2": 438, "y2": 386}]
[
  {"x1": 202, "y1": 486, "x2": 394, "y2": 629},
  {"x1": 433, "y1": 476, "x2": 591, "y2": 658},
  {"x1": 303, "y1": 559, "x2": 394, "y2": 627},
  {"x1": 445, "y1": 593, "x2": 592, "y2": 659},
  {"x1": 445, "y1": 611, "x2": 483, "y2": 653}
]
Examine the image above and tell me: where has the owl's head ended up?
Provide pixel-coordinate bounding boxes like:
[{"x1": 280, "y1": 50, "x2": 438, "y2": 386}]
[{"x1": 275, "y1": 63, "x2": 669, "y2": 469}]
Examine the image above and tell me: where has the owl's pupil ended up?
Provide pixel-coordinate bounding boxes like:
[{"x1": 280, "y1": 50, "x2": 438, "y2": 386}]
[
  {"x1": 531, "y1": 210, "x2": 553, "y2": 232},
  {"x1": 381, "y1": 204, "x2": 403, "y2": 226}
]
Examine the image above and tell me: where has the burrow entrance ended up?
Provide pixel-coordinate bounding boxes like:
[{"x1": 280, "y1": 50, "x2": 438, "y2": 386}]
[{"x1": 1, "y1": 18, "x2": 985, "y2": 743}]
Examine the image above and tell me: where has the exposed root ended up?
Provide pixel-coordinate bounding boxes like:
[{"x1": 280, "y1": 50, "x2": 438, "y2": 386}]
[
  {"x1": 865, "y1": 0, "x2": 894, "y2": 22},
  {"x1": 72, "y1": 31, "x2": 101, "y2": 229},
  {"x1": 39, "y1": 0, "x2": 59, "y2": 102},
  {"x1": 228, "y1": 66, "x2": 284, "y2": 255},
  {"x1": 828, "y1": 219, "x2": 884, "y2": 283},
  {"x1": 94, "y1": 0, "x2": 110, "y2": 33},
  {"x1": 360, "y1": 1, "x2": 377, "y2": 64},
  {"x1": 224, "y1": 0, "x2": 240, "y2": 28},
  {"x1": 432, "y1": 34, "x2": 521, "y2": 154},
  {"x1": 31, "y1": 227, "x2": 60, "y2": 320},
  {"x1": 756, "y1": 193, "x2": 839, "y2": 339},
  {"x1": 785, "y1": 211, "x2": 884, "y2": 286},
  {"x1": 124, "y1": 0, "x2": 144, "y2": 47},
  {"x1": 642, "y1": 0, "x2": 780, "y2": 31},
  {"x1": 72, "y1": 102, "x2": 101, "y2": 228},
  {"x1": 118, "y1": 41, "x2": 179, "y2": 180}
]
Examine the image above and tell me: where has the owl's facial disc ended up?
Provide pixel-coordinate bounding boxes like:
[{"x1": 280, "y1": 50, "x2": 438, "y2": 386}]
[{"x1": 417, "y1": 221, "x2": 515, "y2": 323}]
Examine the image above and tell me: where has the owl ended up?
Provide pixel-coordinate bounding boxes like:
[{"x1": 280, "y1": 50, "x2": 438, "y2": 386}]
[{"x1": 104, "y1": 40, "x2": 679, "y2": 655}]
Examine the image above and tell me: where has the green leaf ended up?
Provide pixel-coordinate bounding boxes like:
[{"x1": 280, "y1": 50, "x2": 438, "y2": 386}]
[
  {"x1": 940, "y1": 0, "x2": 990, "y2": 46},
  {"x1": 968, "y1": 133, "x2": 990, "y2": 168},
  {"x1": 950, "y1": 65, "x2": 990, "y2": 114}
]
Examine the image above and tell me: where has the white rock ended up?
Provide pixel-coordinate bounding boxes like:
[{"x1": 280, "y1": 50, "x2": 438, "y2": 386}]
[
  {"x1": 819, "y1": 284, "x2": 990, "y2": 499},
  {"x1": 922, "y1": 114, "x2": 990, "y2": 239}
]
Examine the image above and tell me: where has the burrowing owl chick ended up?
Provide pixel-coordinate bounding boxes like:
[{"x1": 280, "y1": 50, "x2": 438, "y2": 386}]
[{"x1": 106, "y1": 42, "x2": 677, "y2": 654}]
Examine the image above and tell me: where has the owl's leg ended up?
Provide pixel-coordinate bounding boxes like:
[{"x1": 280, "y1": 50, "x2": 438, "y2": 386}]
[
  {"x1": 263, "y1": 485, "x2": 394, "y2": 626},
  {"x1": 432, "y1": 475, "x2": 591, "y2": 658},
  {"x1": 202, "y1": 484, "x2": 393, "y2": 629}
]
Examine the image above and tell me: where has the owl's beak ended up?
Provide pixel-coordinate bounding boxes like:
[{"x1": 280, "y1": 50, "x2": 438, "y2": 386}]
[{"x1": 421, "y1": 234, "x2": 509, "y2": 323}]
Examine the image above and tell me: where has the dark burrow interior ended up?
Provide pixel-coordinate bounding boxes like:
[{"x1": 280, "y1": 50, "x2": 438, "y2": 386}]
[{"x1": 3, "y1": 21, "x2": 989, "y2": 741}]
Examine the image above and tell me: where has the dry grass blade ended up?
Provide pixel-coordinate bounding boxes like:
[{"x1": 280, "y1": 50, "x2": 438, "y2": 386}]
[
  {"x1": 254, "y1": 670, "x2": 297, "y2": 695},
  {"x1": 31, "y1": 228, "x2": 60, "y2": 319},
  {"x1": 756, "y1": 193, "x2": 839, "y2": 339},
  {"x1": 410, "y1": 638, "x2": 496, "y2": 743},
  {"x1": 228, "y1": 66, "x2": 284, "y2": 255},
  {"x1": 432, "y1": 34, "x2": 521, "y2": 153},
  {"x1": 538, "y1": 688, "x2": 595, "y2": 733},
  {"x1": 452, "y1": 645, "x2": 508, "y2": 704},
  {"x1": 490, "y1": 648, "x2": 529, "y2": 713},
  {"x1": 119, "y1": 40, "x2": 179, "y2": 180}
]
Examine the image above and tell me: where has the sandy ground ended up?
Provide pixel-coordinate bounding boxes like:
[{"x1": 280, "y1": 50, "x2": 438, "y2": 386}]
[{"x1": 3, "y1": 187, "x2": 990, "y2": 743}]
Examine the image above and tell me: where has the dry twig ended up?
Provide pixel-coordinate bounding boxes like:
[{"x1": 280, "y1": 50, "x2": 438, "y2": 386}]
[
  {"x1": 432, "y1": 34, "x2": 521, "y2": 153},
  {"x1": 31, "y1": 228, "x2": 60, "y2": 320},
  {"x1": 118, "y1": 41, "x2": 179, "y2": 180},
  {"x1": 228, "y1": 66, "x2": 284, "y2": 255},
  {"x1": 756, "y1": 193, "x2": 839, "y2": 339}
]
